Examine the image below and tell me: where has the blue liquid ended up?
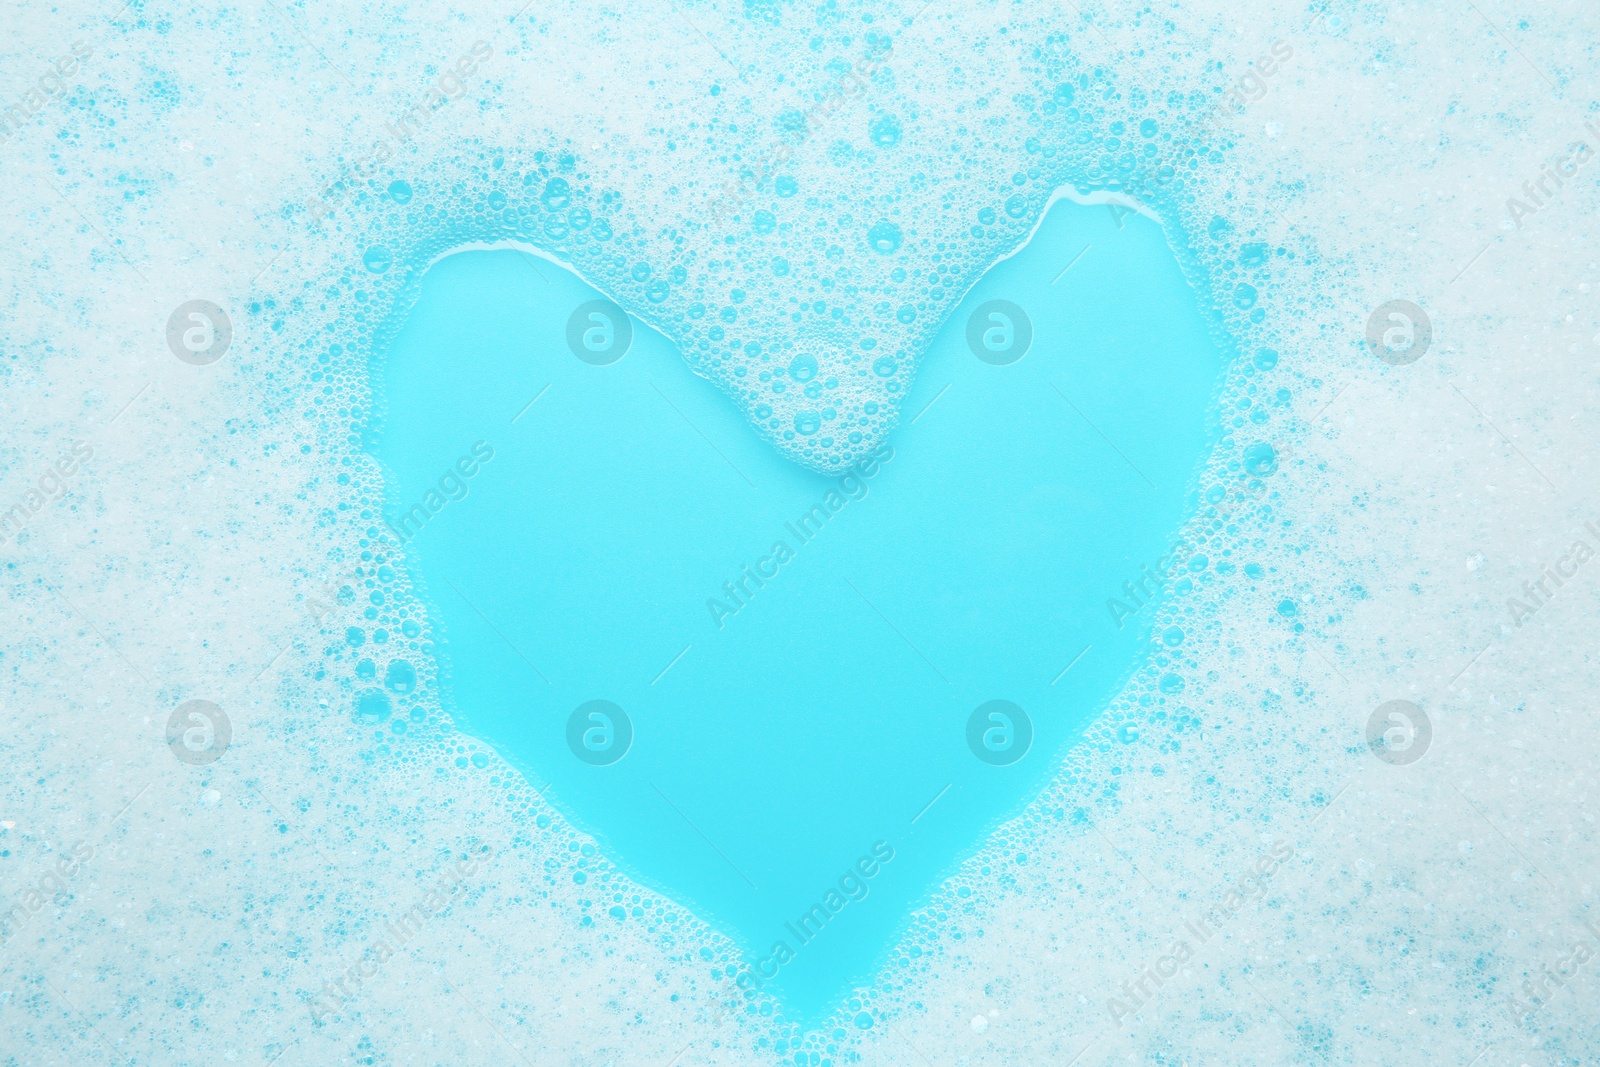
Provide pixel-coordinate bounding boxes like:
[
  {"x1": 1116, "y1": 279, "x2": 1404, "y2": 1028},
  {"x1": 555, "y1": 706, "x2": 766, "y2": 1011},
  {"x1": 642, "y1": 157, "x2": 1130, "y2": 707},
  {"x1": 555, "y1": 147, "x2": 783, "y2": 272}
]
[{"x1": 368, "y1": 197, "x2": 1227, "y2": 1024}]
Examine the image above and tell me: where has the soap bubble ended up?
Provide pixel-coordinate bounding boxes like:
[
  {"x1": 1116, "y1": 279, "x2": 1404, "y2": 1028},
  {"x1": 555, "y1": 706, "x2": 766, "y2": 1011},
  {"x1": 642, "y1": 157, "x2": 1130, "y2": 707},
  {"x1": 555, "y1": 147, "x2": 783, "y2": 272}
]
[
  {"x1": 1243, "y1": 442, "x2": 1278, "y2": 476},
  {"x1": 867, "y1": 221, "x2": 903, "y2": 253}
]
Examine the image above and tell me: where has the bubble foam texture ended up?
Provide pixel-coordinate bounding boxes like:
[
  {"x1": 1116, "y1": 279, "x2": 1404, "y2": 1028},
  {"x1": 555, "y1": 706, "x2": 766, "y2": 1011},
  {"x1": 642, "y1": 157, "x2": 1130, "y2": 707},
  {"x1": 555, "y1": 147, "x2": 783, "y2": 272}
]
[{"x1": 2, "y1": 0, "x2": 1600, "y2": 1064}]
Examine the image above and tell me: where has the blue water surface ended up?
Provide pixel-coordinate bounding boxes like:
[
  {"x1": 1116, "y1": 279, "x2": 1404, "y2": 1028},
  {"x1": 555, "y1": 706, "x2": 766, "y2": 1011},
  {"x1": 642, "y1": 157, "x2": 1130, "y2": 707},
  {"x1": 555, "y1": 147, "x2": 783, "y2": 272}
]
[{"x1": 368, "y1": 196, "x2": 1228, "y2": 1024}]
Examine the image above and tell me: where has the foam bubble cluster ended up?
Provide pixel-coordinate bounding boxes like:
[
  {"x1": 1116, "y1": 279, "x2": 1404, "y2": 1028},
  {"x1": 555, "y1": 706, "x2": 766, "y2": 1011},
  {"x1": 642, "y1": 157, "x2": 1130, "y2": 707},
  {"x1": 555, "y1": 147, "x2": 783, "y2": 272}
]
[
  {"x1": 280, "y1": 1, "x2": 1317, "y2": 1053},
  {"x1": 4, "y1": 0, "x2": 1595, "y2": 1062},
  {"x1": 287, "y1": 2, "x2": 1266, "y2": 475}
]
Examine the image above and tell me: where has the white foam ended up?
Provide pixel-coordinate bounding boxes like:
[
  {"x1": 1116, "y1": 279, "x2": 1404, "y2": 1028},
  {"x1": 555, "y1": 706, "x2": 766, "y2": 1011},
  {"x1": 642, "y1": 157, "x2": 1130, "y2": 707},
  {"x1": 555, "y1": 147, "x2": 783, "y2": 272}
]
[{"x1": 3, "y1": 0, "x2": 1598, "y2": 1062}]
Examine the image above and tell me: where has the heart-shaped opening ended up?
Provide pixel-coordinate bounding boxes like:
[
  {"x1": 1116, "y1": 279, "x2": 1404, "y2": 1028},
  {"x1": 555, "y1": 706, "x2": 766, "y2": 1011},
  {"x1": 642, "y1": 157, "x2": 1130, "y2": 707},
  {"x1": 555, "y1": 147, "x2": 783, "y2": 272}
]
[{"x1": 366, "y1": 195, "x2": 1229, "y2": 1024}]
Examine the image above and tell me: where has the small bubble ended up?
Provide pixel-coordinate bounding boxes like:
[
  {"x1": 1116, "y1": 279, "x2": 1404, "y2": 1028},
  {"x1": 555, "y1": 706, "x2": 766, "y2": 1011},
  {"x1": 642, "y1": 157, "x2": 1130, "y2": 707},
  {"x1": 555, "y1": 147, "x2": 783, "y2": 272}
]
[
  {"x1": 788, "y1": 354, "x2": 818, "y2": 381},
  {"x1": 1243, "y1": 442, "x2": 1278, "y2": 476},
  {"x1": 357, "y1": 690, "x2": 391, "y2": 723},
  {"x1": 541, "y1": 177, "x2": 571, "y2": 211},
  {"x1": 867, "y1": 221, "x2": 903, "y2": 253},
  {"x1": 363, "y1": 246, "x2": 393, "y2": 274},
  {"x1": 384, "y1": 659, "x2": 417, "y2": 693}
]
